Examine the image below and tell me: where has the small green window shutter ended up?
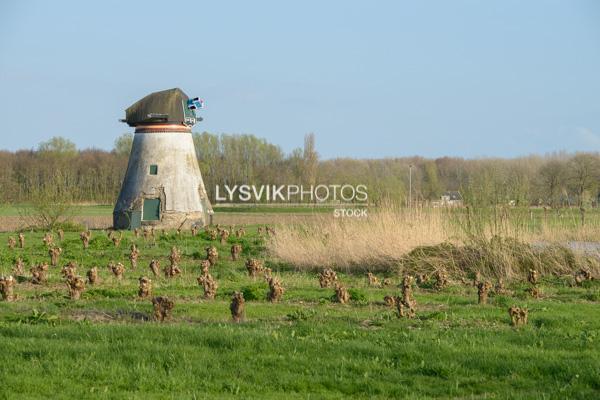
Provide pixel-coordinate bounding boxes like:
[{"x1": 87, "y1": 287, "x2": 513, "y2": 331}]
[
  {"x1": 142, "y1": 198, "x2": 160, "y2": 221},
  {"x1": 149, "y1": 165, "x2": 158, "y2": 175}
]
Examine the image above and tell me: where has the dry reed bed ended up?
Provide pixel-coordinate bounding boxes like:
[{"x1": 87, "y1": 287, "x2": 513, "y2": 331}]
[
  {"x1": 267, "y1": 207, "x2": 600, "y2": 278},
  {"x1": 268, "y1": 208, "x2": 452, "y2": 272}
]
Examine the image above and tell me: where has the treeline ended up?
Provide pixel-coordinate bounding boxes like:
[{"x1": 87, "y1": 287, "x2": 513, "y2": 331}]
[
  {"x1": 0, "y1": 137, "x2": 127, "y2": 204},
  {"x1": 0, "y1": 134, "x2": 599, "y2": 207}
]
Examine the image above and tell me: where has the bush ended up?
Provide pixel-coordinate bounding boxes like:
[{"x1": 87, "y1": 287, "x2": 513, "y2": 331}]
[
  {"x1": 241, "y1": 284, "x2": 267, "y2": 301},
  {"x1": 348, "y1": 288, "x2": 367, "y2": 303},
  {"x1": 287, "y1": 308, "x2": 317, "y2": 321},
  {"x1": 54, "y1": 220, "x2": 85, "y2": 232}
]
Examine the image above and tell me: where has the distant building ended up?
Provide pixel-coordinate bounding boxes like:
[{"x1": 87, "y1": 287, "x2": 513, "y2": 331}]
[{"x1": 438, "y1": 191, "x2": 463, "y2": 207}]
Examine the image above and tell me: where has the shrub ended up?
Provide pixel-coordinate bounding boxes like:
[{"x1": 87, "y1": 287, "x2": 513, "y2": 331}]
[
  {"x1": 287, "y1": 308, "x2": 317, "y2": 321},
  {"x1": 348, "y1": 288, "x2": 367, "y2": 303},
  {"x1": 241, "y1": 284, "x2": 267, "y2": 301}
]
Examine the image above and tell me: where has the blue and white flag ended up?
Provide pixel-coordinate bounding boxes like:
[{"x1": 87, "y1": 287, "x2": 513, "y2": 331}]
[{"x1": 187, "y1": 97, "x2": 204, "y2": 110}]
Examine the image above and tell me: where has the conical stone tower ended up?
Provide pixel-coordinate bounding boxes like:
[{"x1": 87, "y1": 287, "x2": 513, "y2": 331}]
[{"x1": 113, "y1": 88, "x2": 212, "y2": 230}]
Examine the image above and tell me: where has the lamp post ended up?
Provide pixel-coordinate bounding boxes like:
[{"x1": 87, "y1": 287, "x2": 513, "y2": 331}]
[{"x1": 409, "y1": 164, "x2": 413, "y2": 209}]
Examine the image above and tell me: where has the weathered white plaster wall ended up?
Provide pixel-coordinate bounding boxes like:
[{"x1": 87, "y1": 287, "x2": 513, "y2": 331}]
[{"x1": 113, "y1": 130, "x2": 212, "y2": 228}]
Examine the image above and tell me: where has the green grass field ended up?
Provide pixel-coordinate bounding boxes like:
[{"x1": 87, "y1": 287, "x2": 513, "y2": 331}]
[
  {"x1": 0, "y1": 229, "x2": 599, "y2": 399},
  {"x1": 0, "y1": 204, "x2": 114, "y2": 217}
]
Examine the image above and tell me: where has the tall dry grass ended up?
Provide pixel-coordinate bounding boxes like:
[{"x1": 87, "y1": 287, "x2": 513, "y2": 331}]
[
  {"x1": 267, "y1": 205, "x2": 600, "y2": 278},
  {"x1": 268, "y1": 206, "x2": 454, "y2": 272}
]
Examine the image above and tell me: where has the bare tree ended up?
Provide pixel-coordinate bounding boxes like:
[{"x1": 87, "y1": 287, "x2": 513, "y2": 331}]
[
  {"x1": 568, "y1": 153, "x2": 600, "y2": 207},
  {"x1": 537, "y1": 159, "x2": 566, "y2": 207},
  {"x1": 302, "y1": 133, "x2": 319, "y2": 189}
]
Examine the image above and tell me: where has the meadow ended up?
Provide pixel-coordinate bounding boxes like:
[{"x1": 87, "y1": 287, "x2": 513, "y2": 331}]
[{"x1": 0, "y1": 208, "x2": 599, "y2": 399}]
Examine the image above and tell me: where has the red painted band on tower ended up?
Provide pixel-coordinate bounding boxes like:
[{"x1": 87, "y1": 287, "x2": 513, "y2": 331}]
[{"x1": 135, "y1": 124, "x2": 192, "y2": 133}]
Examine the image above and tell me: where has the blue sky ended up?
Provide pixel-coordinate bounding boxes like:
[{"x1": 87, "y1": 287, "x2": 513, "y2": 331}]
[{"x1": 1, "y1": 0, "x2": 599, "y2": 159}]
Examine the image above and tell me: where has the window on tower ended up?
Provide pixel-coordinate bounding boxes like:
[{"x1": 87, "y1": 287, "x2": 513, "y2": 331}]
[{"x1": 149, "y1": 165, "x2": 158, "y2": 175}]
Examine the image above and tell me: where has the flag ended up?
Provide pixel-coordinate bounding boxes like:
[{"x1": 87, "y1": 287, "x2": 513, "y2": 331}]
[{"x1": 187, "y1": 97, "x2": 204, "y2": 110}]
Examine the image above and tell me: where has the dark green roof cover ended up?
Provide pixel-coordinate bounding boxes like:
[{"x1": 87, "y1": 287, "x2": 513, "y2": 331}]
[{"x1": 124, "y1": 88, "x2": 196, "y2": 127}]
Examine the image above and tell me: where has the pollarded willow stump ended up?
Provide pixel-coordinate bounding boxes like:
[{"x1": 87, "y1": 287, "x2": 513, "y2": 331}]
[
  {"x1": 384, "y1": 295, "x2": 397, "y2": 307},
  {"x1": 152, "y1": 296, "x2": 174, "y2": 322},
  {"x1": 61, "y1": 261, "x2": 78, "y2": 279},
  {"x1": 129, "y1": 244, "x2": 140, "y2": 270},
  {"x1": 191, "y1": 226, "x2": 198, "y2": 236},
  {"x1": 396, "y1": 300, "x2": 415, "y2": 318},
  {"x1": 169, "y1": 246, "x2": 181, "y2": 265},
  {"x1": 164, "y1": 263, "x2": 182, "y2": 278},
  {"x1": 508, "y1": 306, "x2": 528, "y2": 327},
  {"x1": 334, "y1": 284, "x2": 350, "y2": 304},
  {"x1": 235, "y1": 228, "x2": 245, "y2": 238},
  {"x1": 416, "y1": 273, "x2": 429, "y2": 286},
  {"x1": 267, "y1": 276, "x2": 284, "y2": 303},
  {"x1": 477, "y1": 280, "x2": 492, "y2": 304},
  {"x1": 149, "y1": 259, "x2": 161, "y2": 277},
  {"x1": 231, "y1": 244, "x2": 242, "y2": 261},
  {"x1": 42, "y1": 233, "x2": 53, "y2": 247},
  {"x1": 495, "y1": 278, "x2": 508, "y2": 295},
  {"x1": 80, "y1": 231, "x2": 91, "y2": 249},
  {"x1": 206, "y1": 246, "x2": 218, "y2": 266},
  {"x1": 367, "y1": 272, "x2": 380, "y2": 287},
  {"x1": 138, "y1": 276, "x2": 152, "y2": 298},
  {"x1": 263, "y1": 267, "x2": 272, "y2": 280},
  {"x1": 112, "y1": 233, "x2": 122, "y2": 248},
  {"x1": 230, "y1": 292, "x2": 245, "y2": 322},
  {"x1": 528, "y1": 269, "x2": 539, "y2": 285},
  {"x1": 48, "y1": 247, "x2": 62, "y2": 267},
  {"x1": 397, "y1": 275, "x2": 416, "y2": 318},
  {"x1": 319, "y1": 268, "x2": 338, "y2": 288},
  {"x1": 527, "y1": 269, "x2": 541, "y2": 298},
  {"x1": 574, "y1": 267, "x2": 593, "y2": 286},
  {"x1": 12, "y1": 258, "x2": 24, "y2": 276},
  {"x1": 31, "y1": 263, "x2": 49, "y2": 285},
  {"x1": 0, "y1": 276, "x2": 16, "y2": 302},
  {"x1": 529, "y1": 286, "x2": 541, "y2": 299},
  {"x1": 197, "y1": 272, "x2": 218, "y2": 300},
  {"x1": 220, "y1": 230, "x2": 230, "y2": 245},
  {"x1": 109, "y1": 262, "x2": 125, "y2": 280},
  {"x1": 67, "y1": 275, "x2": 86, "y2": 300},
  {"x1": 7, "y1": 237, "x2": 16, "y2": 250},
  {"x1": 18, "y1": 233, "x2": 25, "y2": 248},
  {"x1": 57, "y1": 229, "x2": 64, "y2": 241},
  {"x1": 199, "y1": 259, "x2": 211, "y2": 275},
  {"x1": 245, "y1": 258, "x2": 264, "y2": 278},
  {"x1": 433, "y1": 268, "x2": 448, "y2": 290},
  {"x1": 87, "y1": 267, "x2": 99, "y2": 285},
  {"x1": 206, "y1": 228, "x2": 217, "y2": 241}
]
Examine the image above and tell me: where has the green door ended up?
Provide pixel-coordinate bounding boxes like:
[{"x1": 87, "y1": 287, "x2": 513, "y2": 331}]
[{"x1": 142, "y1": 198, "x2": 160, "y2": 221}]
